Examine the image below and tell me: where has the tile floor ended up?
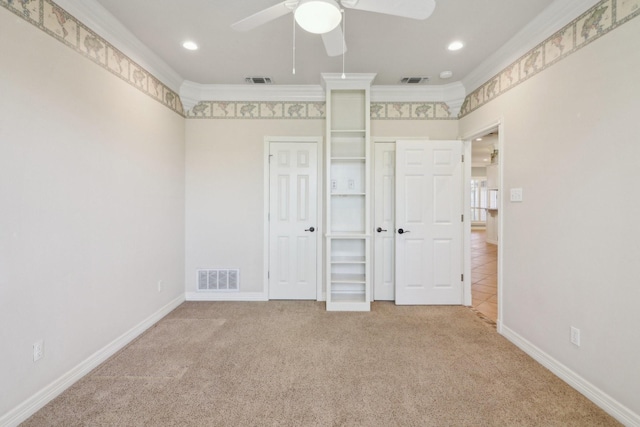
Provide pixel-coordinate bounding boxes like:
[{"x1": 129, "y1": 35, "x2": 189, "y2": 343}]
[{"x1": 471, "y1": 228, "x2": 498, "y2": 323}]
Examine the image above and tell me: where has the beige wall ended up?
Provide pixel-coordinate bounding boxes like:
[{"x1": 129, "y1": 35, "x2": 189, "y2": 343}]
[
  {"x1": 184, "y1": 118, "x2": 458, "y2": 296},
  {"x1": 459, "y1": 16, "x2": 640, "y2": 417},
  {"x1": 185, "y1": 119, "x2": 323, "y2": 294},
  {"x1": 371, "y1": 120, "x2": 459, "y2": 140},
  {"x1": 0, "y1": 13, "x2": 185, "y2": 416}
]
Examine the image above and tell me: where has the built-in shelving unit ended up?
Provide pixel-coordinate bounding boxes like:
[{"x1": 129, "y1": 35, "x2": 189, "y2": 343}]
[{"x1": 322, "y1": 73, "x2": 375, "y2": 311}]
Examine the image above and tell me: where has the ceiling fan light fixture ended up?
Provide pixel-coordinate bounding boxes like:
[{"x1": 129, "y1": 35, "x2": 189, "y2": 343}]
[{"x1": 295, "y1": 0, "x2": 342, "y2": 34}]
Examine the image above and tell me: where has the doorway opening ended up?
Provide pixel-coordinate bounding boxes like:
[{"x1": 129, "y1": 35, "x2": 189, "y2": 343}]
[{"x1": 469, "y1": 129, "x2": 499, "y2": 323}]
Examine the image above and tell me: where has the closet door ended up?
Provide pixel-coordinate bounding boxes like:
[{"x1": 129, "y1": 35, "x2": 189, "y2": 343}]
[
  {"x1": 269, "y1": 142, "x2": 318, "y2": 300},
  {"x1": 373, "y1": 142, "x2": 395, "y2": 301},
  {"x1": 395, "y1": 140, "x2": 463, "y2": 305}
]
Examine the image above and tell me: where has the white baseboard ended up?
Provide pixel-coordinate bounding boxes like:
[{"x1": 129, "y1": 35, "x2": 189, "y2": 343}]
[
  {"x1": 0, "y1": 294, "x2": 185, "y2": 427},
  {"x1": 501, "y1": 325, "x2": 640, "y2": 427},
  {"x1": 185, "y1": 291, "x2": 268, "y2": 301}
]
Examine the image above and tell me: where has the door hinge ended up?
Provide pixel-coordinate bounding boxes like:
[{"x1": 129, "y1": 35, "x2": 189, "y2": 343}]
[
  {"x1": 461, "y1": 274, "x2": 464, "y2": 281},
  {"x1": 461, "y1": 214, "x2": 464, "y2": 222},
  {"x1": 461, "y1": 154, "x2": 464, "y2": 162},
  {"x1": 268, "y1": 271, "x2": 270, "y2": 279}
]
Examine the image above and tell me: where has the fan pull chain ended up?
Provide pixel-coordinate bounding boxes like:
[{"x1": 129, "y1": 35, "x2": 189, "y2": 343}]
[
  {"x1": 341, "y1": 9, "x2": 346, "y2": 79},
  {"x1": 292, "y1": 13, "x2": 296, "y2": 75}
]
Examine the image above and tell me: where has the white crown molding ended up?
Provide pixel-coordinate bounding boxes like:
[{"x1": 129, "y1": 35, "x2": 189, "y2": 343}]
[
  {"x1": 181, "y1": 78, "x2": 466, "y2": 115},
  {"x1": 52, "y1": 0, "x2": 596, "y2": 112},
  {"x1": 370, "y1": 82, "x2": 465, "y2": 103},
  {"x1": 179, "y1": 82, "x2": 326, "y2": 109},
  {"x1": 371, "y1": 82, "x2": 466, "y2": 117},
  {"x1": 462, "y1": 0, "x2": 601, "y2": 93},
  {"x1": 54, "y1": 0, "x2": 184, "y2": 92},
  {"x1": 321, "y1": 73, "x2": 378, "y2": 90}
]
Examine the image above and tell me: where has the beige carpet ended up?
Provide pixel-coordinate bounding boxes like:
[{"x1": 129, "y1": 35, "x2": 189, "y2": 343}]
[{"x1": 23, "y1": 302, "x2": 618, "y2": 426}]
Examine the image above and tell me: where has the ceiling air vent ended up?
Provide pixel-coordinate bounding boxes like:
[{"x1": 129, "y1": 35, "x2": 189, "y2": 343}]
[
  {"x1": 245, "y1": 77, "x2": 273, "y2": 84},
  {"x1": 400, "y1": 77, "x2": 430, "y2": 84}
]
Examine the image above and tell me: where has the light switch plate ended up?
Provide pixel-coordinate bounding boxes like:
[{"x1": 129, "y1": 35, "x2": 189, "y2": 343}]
[{"x1": 510, "y1": 188, "x2": 523, "y2": 202}]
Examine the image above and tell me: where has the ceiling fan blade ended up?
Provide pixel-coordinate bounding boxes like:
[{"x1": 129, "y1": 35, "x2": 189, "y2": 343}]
[
  {"x1": 321, "y1": 26, "x2": 347, "y2": 57},
  {"x1": 343, "y1": 0, "x2": 436, "y2": 20},
  {"x1": 231, "y1": 1, "x2": 293, "y2": 32}
]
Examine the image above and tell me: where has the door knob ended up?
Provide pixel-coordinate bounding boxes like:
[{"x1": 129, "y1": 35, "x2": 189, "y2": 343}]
[
  {"x1": 305, "y1": 227, "x2": 315, "y2": 232},
  {"x1": 376, "y1": 227, "x2": 387, "y2": 233},
  {"x1": 397, "y1": 228, "x2": 410, "y2": 234}
]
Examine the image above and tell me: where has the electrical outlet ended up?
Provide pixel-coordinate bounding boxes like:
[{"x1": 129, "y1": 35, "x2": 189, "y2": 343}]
[
  {"x1": 570, "y1": 326, "x2": 581, "y2": 346},
  {"x1": 33, "y1": 340, "x2": 44, "y2": 362},
  {"x1": 157, "y1": 280, "x2": 163, "y2": 293},
  {"x1": 331, "y1": 179, "x2": 338, "y2": 191}
]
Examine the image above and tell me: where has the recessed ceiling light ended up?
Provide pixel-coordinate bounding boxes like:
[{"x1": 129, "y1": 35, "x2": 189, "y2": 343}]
[
  {"x1": 183, "y1": 41, "x2": 199, "y2": 51},
  {"x1": 448, "y1": 41, "x2": 464, "y2": 51},
  {"x1": 476, "y1": 138, "x2": 483, "y2": 141},
  {"x1": 483, "y1": 158, "x2": 489, "y2": 162},
  {"x1": 439, "y1": 71, "x2": 453, "y2": 79}
]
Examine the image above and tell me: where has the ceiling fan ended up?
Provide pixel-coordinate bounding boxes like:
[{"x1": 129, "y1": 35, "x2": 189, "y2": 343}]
[{"x1": 231, "y1": 0, "x2": 436, "y2": 57}]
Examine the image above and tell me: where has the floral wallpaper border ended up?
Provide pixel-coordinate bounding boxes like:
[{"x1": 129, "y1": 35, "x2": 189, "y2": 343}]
[
  {"x1": 459, "y1": 0, "x2": 640, "y2": 117},
  {"x1": 370, "y1": 102, "x2": 453, "y2": 120},
  {"x1": 5, "y1": 0, "x2": 637, "y2": 121},
  {"x1": 185, "y1": 101, "x2": 454, "y2": 120},
  {"x1": 0, "y1": 0, "x2": 185, "y2": 116},
  {"x1": 186, "y1": 101, "x2": 326, "y2": 120}
]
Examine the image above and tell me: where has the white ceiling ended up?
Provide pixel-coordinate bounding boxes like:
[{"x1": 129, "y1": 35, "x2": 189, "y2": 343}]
[{"x1": 91, "y1": 0, "x2": 557, "y2": 87}]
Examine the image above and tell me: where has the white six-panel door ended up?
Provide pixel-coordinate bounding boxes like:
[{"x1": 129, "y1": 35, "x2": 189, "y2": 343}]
[
  {"x1": 269, "y1": 142, "x2": 318, "y2": 300},
  {"x1": 373, "y1": 142, "x2": 396, "y2": 300},
  {"x1": 395, "y1": 140, "x2": 463, "y2": 305}
]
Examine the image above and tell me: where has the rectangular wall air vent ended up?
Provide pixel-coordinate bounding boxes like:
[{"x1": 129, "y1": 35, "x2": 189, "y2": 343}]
[
  {"x1": 400, "y1": 76, "x2": 430, "y2": 84},
  {"x1": 197, "y1": 269, "x2": 239, "y2": 291},
  {"x1": 245, "y1": 77, "x2": 273, "y2": 84}
]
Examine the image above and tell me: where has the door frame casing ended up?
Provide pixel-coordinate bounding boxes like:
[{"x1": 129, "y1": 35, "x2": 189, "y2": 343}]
[
  {"x1": 461, "y1": 119, "x2": 505, "y2": 332},
  {"x1": 263, "y1": 136, "x2": 324, "y2": 301}
]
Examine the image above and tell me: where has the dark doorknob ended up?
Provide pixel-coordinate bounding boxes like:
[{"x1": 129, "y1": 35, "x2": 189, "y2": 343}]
[
  {"x1": 398, "y1": 228, "x2": 410, "y2": 234},
  {"x1": 376, "y1": 227, "x2": 387, "y2": 233},
  {"x1": 305, "y1": 227, "x2": 315, "y2": 232}
]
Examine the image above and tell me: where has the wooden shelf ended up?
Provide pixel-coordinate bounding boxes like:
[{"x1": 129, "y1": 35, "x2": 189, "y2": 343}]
[
  {"x1": 331, "y1": 274, "x2": 366, "y2": 283},
  {"x1": 331, "y1": 256, "x2": 366, "y2": 264}
]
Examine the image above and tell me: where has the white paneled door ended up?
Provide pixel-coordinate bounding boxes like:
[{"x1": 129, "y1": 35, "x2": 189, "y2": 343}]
[
  {"x1": 373, "y1": 142, "x2": 395, "y2": 300},
  {"x1": 395, "y1": 140, "x2": 463, "y2": 305},
  {"x1": 269, "y1": 142, "x2": 318, "y2": 300}
]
